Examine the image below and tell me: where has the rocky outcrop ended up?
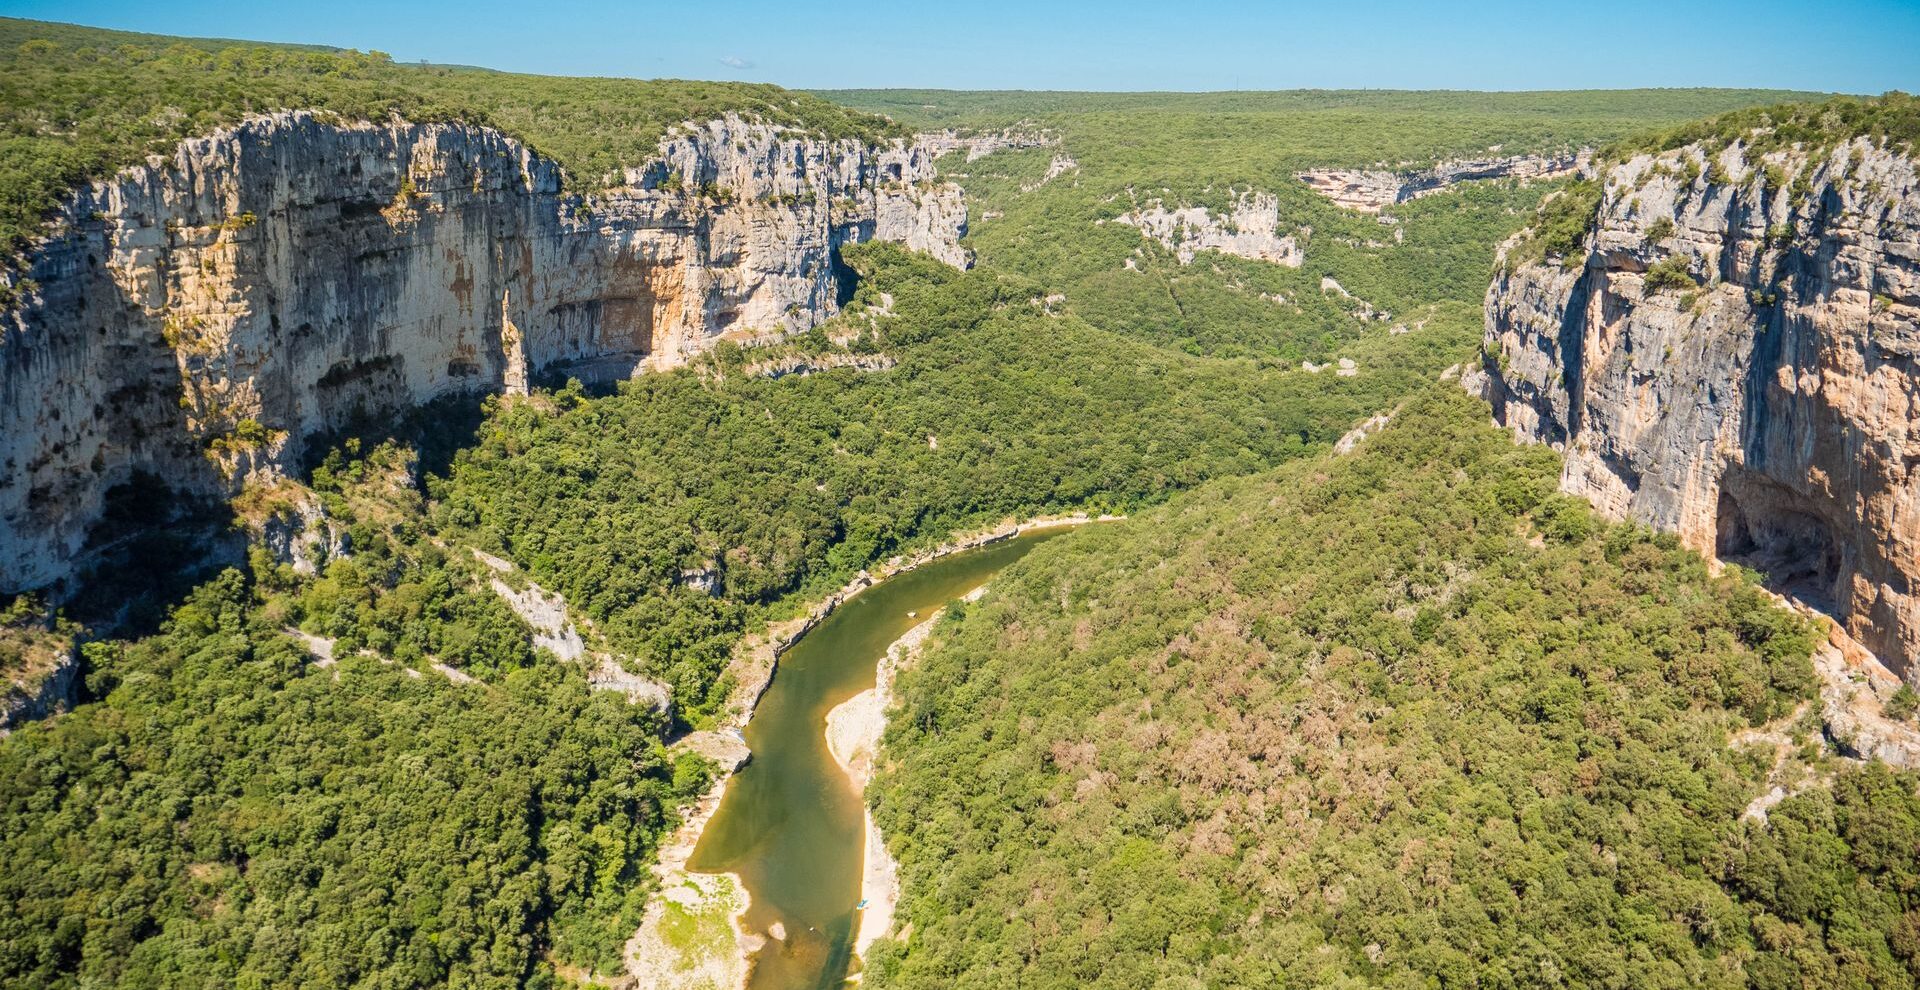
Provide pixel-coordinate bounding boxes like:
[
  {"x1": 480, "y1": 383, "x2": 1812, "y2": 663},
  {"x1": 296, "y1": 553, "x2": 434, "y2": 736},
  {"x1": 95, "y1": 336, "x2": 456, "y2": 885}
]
[
  {"x1": 1113, "y1": 191, "x2": 1304, "y2": 267},
  {"x1": 1, "y1": 631, "x2": 78, "y2": 736},
  {"x1": 0, "y1": 111, "x2": 967, "y2": 595},
  {"x1": 913, "y1": 125, "x2": 1057, "y2": 163},
  {"x1": 1301, "y1": 151, "x2": 1590, "y2": 212},
  {"x1": 1476, "y1": 135, "x2": 1920, "y2": 683},
  {"x1": 745, "y1": 350, "x2": 896, "y2": 379},
  {"x1": 1021, "y1": 154, "x2": 1079, "y2": 192},
  {"x1": 245, "y1": 484, "x2": 347, "y2": 575},
  {"x1": 470, "y1": 548, "x2": 671, "y2": 709},
  {"x1": 1813, "y1": 618, "x2": 1920, "y2": 767},
  {"x1": 1319, "y1": 276, "x2": 1391, "y2": 323}
]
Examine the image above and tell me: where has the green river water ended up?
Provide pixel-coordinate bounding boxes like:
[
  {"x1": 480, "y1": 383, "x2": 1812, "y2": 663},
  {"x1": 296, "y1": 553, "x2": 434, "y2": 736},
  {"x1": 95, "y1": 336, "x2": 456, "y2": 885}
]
[{"x1": 687, "y1": 530, "x2": 1064, "y2": 990}]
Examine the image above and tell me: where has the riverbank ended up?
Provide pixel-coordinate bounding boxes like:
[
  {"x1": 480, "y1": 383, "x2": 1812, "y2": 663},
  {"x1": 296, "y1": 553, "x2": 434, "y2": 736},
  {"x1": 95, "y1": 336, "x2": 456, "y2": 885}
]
[
  {"x1": 825, "y1": 582, "x2": 991, "y2": 970},
  {"x1": 622, "y1": 730, "x2": 756, "y2": 990},
  {"x1": 824, "y1": 624, "x2": 914, "y2": 968},
  {"x1": 622, "y1": 513, "x2": 1120, "y2": 990},
  {"x1": 720, "y1": 512, "x2": 1128, "y2": 730}
]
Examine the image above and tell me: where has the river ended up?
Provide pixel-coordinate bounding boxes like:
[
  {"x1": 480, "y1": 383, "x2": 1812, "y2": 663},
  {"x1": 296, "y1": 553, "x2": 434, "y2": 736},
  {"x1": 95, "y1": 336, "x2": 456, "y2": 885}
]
[{"x1": 686, "y1": 529, "x2": 1064, "y2": 990}]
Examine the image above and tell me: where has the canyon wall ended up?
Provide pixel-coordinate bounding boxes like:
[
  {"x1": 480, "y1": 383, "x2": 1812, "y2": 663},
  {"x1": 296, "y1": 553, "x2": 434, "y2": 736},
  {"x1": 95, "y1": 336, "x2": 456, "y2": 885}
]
[
  {"x1": 1474, "y1": 135, "x2": 1920, "y2": 681},
  {"x1": 1113, "y1": 190, "x2": 1304, "y2": 267},
  {"x1": 1300, "y1": 151, "x2": 1590, "y2": 212},
  {"x1": 0, "y1": 111, "x2": 966, "y2": 593}
]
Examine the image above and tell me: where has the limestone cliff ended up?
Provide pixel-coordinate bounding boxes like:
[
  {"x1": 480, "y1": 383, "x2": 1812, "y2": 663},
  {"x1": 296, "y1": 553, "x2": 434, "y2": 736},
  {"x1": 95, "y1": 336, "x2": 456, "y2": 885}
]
[
  {"x1": 1113, "y1": 190, "x2": 1305, "y2": 267},
  {"x1": 1300, "y1": 151, "x2": 1590, "y2": 212},
  {"x1": 0, "y1": 111, "x2": 967, "y2": 594},
  {"x1": 913, "y1": 125, "x2": 1057, "y2": 163},
  {"x1": 1475, "y1": 135, "x2": 1920, "y2": 682}
]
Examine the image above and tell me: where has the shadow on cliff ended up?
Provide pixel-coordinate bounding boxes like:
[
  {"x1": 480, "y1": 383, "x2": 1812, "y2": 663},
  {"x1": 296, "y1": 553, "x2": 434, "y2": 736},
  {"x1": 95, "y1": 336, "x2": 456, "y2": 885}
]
[
  {"x1": 301, "y1": 392, "x2": 491, "y2": 486},
  {"x1": 61, "y1": 395, "x2": 494, "y2": 644},
  {"x1": 64, "y1": 471, "x2": 246, "y2": 639}
]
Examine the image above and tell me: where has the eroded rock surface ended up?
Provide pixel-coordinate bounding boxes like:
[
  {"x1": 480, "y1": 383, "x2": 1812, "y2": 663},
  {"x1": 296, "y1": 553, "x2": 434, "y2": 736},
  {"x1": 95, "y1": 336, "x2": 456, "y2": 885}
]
[
  {"x1": 0, "y1": 625, "x2": 77, "y2": 736},
  {"x1": 1114, "y1": 191, "x2": 1304, "y2": 267},
  {"x1": 1476, "y1": 135, "x2": 1920, "y2": 682},
  {"x1": 0, "y1": 111, "x2": 967, "y2": 594},
  {"x1": 745, "y1": 350, "x2": 896, "y2": 380},
  {"x1": 471, "y1": 548, "x2": 671, "y2": 709},
  {"x1": 1300, "y1": 151, "x2": 1589, "y2": 212},
  {"x1": 913, "y1": 125, "x2": 1057, "y2": 163}
]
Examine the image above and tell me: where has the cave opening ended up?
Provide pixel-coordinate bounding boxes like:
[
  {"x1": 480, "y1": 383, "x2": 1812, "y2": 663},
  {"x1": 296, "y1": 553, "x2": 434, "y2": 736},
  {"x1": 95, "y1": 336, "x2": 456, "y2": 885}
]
[
  {"x1": 828, "y1": 243, "x2": 859, "y2": 308},
  {"x1": 1715, "y1": 470, "x2": 1844, "y2": 614}
]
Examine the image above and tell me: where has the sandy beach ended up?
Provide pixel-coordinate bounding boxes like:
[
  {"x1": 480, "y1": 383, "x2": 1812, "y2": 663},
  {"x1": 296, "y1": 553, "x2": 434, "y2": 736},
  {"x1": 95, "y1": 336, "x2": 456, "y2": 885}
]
[
  {"x1": 622, "y1": 729, "x2": 757, "y2": 990},
  {"x1": 826, "y1": 582, "x2": 994, "y2": 964}
]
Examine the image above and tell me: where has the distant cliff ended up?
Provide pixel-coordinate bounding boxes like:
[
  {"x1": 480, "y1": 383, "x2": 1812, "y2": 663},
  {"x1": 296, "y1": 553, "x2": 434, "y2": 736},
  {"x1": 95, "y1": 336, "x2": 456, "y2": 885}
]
[
  {"x1": 1299, "y1": 151, "x2": 1589, "y2": 212},
  {"x1": 0, "y1": 111, "x2": 967, "y2": 594},
  {"x1": 1473, "y1": 130, "x2": 1920, "y2": 682},
  {"x1": 1113, "y1": 190, "x2": 1304, "y2": 267}
]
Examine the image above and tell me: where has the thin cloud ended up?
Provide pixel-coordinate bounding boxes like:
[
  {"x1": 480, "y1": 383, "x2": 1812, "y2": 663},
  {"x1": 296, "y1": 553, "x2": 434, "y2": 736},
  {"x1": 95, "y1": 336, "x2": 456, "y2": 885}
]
[{"x1": 717, "y1": 55, "x2": 754, "y2": 69}]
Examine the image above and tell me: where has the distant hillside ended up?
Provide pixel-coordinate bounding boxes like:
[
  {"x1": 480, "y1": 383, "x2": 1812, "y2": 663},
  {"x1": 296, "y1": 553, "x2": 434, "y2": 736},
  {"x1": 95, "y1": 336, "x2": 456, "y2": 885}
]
[
  {"x1": 818, "y1": 88, "x2": 1830, "y2": 146},
  {"x1": 810, "y1": 86, "x2": 1825, "y2": 366}
]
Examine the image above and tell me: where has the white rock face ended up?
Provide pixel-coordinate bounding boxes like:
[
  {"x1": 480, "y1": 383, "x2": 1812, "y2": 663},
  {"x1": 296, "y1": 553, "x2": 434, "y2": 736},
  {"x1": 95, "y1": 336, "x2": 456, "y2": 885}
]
[
  {"x1": 745, "y1": 351, "x2": 896, "y2": 380},
  {"x1": 472, "y1": 548, "x2": 671, "y2": 710},
  {"x1": 1021, "y1": 154, "x2": 1079, "y2": 192},
  {"x1": 1115, "y1": 191, "x2": 1304, "y2": 267},
  {"x1": 0, "y1": 111, "x2": 968, "y2": 593},
  {"x1": 1299, "y1": 151, "x2": 1590, "y2": 212},
  {"x1": 1476, "y1": 136, "x2": 1920, "y2": 682},
  {"x1": 1813, "y1": 625, "x2": 1920, "y2": 768},
  {"x1": 1333, "y1": 410, "x2": 1394, "y2": 455},
  {"x1": 913, "y1": 126, "x2": 1057, "y2": 162}
]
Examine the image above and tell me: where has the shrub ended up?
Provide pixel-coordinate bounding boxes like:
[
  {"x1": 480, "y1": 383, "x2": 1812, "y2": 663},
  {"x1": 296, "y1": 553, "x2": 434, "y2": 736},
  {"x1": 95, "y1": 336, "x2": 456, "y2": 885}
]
[
  {"x1": 1644, "y1": 255, "x2": 1699, "y2": 292},
  {"x1": 1889, "y1": 684, "x2": 1920, "y2": 722},
  {"x1": 1513, "y1": 179, "x2": 1603, "y2": 266}
]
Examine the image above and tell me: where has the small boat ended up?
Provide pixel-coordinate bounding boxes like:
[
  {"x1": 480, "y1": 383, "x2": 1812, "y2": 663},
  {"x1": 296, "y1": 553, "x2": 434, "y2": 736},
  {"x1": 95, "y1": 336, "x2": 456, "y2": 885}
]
[
  {"x1": 906, "y1": 611, "x2": 917, "y2": 618},
  {"x1": 855, "y1": 899, "x2": 869, "y2": 910}
]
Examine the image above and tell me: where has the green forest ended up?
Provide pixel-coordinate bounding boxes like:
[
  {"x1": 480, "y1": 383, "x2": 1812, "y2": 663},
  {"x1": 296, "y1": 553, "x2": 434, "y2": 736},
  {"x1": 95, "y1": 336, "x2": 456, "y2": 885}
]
[
  {"x1": 1, "y1": 569, "x2": 706, "y2": 987},
  {"x1": 432, "y1": 242, "x2": 1469, "y2": 719},
  {"x1": 3, "y1": 15, "x2": 1914, "y2": 990},
  {"x1": 867, "y1": 388, "x2": 1920, "y2": 990}
]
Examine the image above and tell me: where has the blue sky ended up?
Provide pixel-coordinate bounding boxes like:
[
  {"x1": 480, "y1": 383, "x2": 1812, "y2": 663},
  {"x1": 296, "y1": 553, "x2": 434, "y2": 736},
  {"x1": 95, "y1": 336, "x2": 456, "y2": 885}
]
[{"x1": 7, "y1": 0, "x2": 1917, "y2": 92}]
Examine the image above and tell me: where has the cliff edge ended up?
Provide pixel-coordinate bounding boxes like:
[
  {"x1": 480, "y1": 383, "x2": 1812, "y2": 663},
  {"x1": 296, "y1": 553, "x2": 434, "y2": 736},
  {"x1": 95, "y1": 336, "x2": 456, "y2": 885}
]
[
  {"x1": 0, "y1": 111, "x2": 966, "y2": 594},
  {"x1": 1473, "y1": 112, "x2": 1920, "y2": 683}
]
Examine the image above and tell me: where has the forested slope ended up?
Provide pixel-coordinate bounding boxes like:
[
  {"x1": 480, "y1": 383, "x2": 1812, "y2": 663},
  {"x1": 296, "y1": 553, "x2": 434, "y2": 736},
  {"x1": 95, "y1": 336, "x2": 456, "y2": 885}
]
[
  {"x1": 432, "y1": 243, "x2": 1466, "y2": 716},
  {"x1": 0, "y1": 235, "x2": 1464, "y2": 986},
  {"x1": 868, "y1": 387, "x2": 1920, "y2": 990},
  {"x1": 0, "y1": 570, "x2": 700, "y2": 987},
  {"x1": 826, "y1": 88, "x2": 1815, "y2": 363}
]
